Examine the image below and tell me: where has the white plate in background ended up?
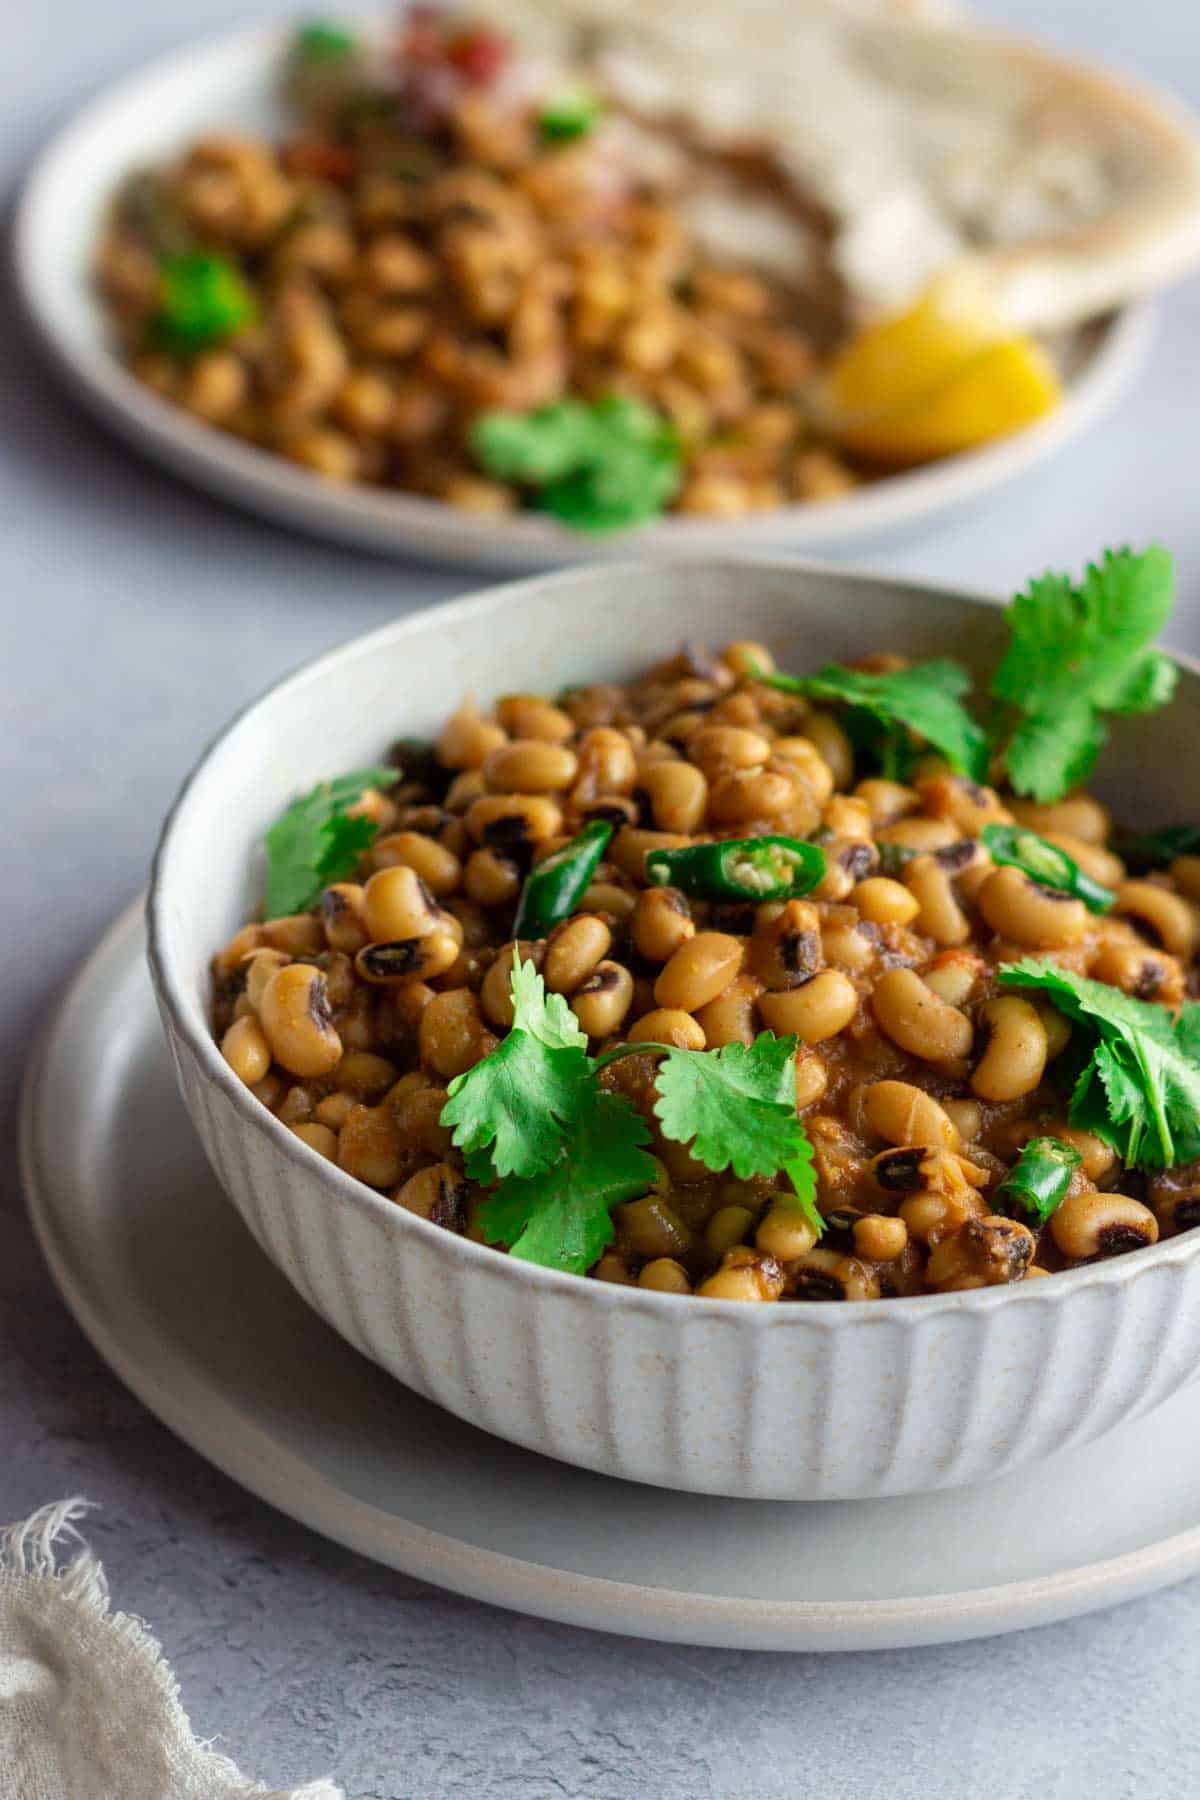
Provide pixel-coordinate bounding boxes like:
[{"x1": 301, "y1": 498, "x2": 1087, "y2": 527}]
[{"x1": 14, "y1": 18, "x2": 1156, "y2": 571}]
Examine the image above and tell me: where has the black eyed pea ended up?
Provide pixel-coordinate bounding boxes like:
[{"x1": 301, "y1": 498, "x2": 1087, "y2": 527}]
[
  {"x1": 705, "y1": 1204, "x2": 757, "y2": 1255},
  {"x1": 465, "y1": 793, "x2": 564, "y2": 851},
  {"x1": 942, "y1": 1098, "x2": 983, "y2": 1144},
  {"x1": 755, "y1": 1200, "x2": 820, "y2": 1261},
  {"x1": 708, "y1": 767, "x2": 797, "y2": 826},
  {"x1": 921, "y1": 949, "x2": 985, "y2": 1008},
  {"x1": 637, "y1": 758, "x2": 709, "y2": 833},
  {"x1": 696, "y1": 1246, "x2": 785, "y2": 1302},
  {"x1": 544, "y1": 914, "x2": 612, "y2": 995},
  {"x1": 628, "y1": 1008, "x2": 706, "y2": 1051},
  {"x1": 355, "y1": 928, "x2": 461, "y2": 985},
  {"x1": 1089, "y1": 939, "x2": 1184, "y2": 1005},
  {"x1": 869, "y1": 968, "x2": 973, "y2": 1072},
  {"x1": 574, "y1": 727, "x2": 637, "y2": 797},
  {"x1": 721, "y1": 639, "x2": 775, "y2": 680},
  {"x1": 592, "y1": 1250, "x2": 636, "y2": 1284},
  {"x1": 390, "y1": 1082, "x2": 454, "y2": 1159},
  {"x1": 770, "y1": 737, "x2": 835, "y2": 806},
  {"x1": 290, "y1": 1121, "x2": 339, "y2": 1161},
  {"x1": 392, "y1": 1161, "x2": 470, "y2": 1231},
  {"x1": 861, "y1": 1080, "x2": 961, "y2": 1152},
  {"x1": 436, "y1": 702, "x2": 507, "y2": 770},
  {"x1": 1114, "y1": 880, "x2": 1200, "y2": 960},
  {"x1": 788, "y1": 1247, "x2": 880, "y2": 1302},
  {"x1": 1170, "y1": 855, "x2": 1200, "y2": 903},
  {"x1": 925, "y1": 1216, "x2": 1035, "y2": 1290},
  {"x1": 819, "y1": 910, "x2": 877, "y2": 973},
  {"x1": 694, "y1": 973, "x2": 764, "y2": 1048},
  {"x1": 258, "y1": 963, "x2": 343, "y2": 1078},
  {"x1": 578, "y1": 881, "x2": 638, "y2": 921},
  {"x1": 483, "y1": 738, "x2": 579, "y2": 795},
  {"x1": 758, "y1": 969, "x2": 858, "y2": 1044},
  {"x1": 371, "y1": 831, "x2": 462, "y2": 897},
  {"x1": 261, "y1": 913, "x2": 325, "y2": 956},
  {"x1": 821, "y1": 795, "x2": 874, "y2": 842},
  {"x1": 853, "y1": 1214, "x2": 908, "y2": 1262},
  {"x1": 314, "y1": 1091, "x2": 357, "y2": 1130},
  {"x1": 495, "y1": 694, "x2": 575, "y2": 745},
  {"x1": 241, "y1": 947, "x2": 291, "y2": 1012},
  {"x1": 444, "y1": 769, "x2": 487, "y2": 811},
  {"x1": 688, "y1": 724, "x2": 774, "y2": 779},
  {"x1": 615, "y1": 1196, "x2": 694, "y2": 1260},
  {"x1": 978, "y1": 865, "x2": 1088, "y2": 948},
  {"x1": 1049, "y1": 1189, "x2": 1159, "y2": 1261},
  {"x1": 869, "y1": 1145, "x2": 929, "y2": 1193},
  {"x1": 750, "y1": 899, "x2": 822, "y2": 990},
  {"x1": 1011, "y1": 793, "x2": 1110, "y2": 846},
  {"x1": 854, "y1": 778, "x2": 918, "y2": 827},
  {"x1": 362, "y1": 864, "x2": 442, "y2": 943},
  {"x1": 916, "y1": 773, "x2": 1011, "y2": 835},
  {"x1": 220, "y1": 1014, "x2": 272, "y2": 1086},
  {"x1": 793, "y1": 1048, "x2": 829, "y2": 1109},
  {"x1": 971, "y1": 996, "x2": 1049, "y2": 1102},
  {"x1": 1043, "y1": 1123, "x2": 1119, "y2": 1185},
  {"x1": 214, "y1": 923, "x2": 264, "y2": 974},
  {"x1": 877, "y1": 816, "x2": 960, "y2": 854},
  {"x1": 854, "y1": 876, "x2": 920, "y2": 928},
  {"x1": 610, "y1": 827, "x2": 691, "y2": 881},
  {"x1": 335, "y1": 1050, "x2": 399, "y2": 1099},
  {"x1": 463, "y1": 846, "x2": 522, "y2": 907},
  {"x1": 337, "y1": 1102, "x2": 406, "y2": 1188},
  {"x1": 571, "y1": 960, "x2": 635, "y2": 1038},
  {"x1": 654, "y1": 931, "x2": 744, "y2": 1012},
  {"x1": 798, "y1": 711, "x2": 853, "y2": 789},
  {"x1": 632, "y1": 885, "x2": 695, "y2": 963},
  {"x1": 321, "y1": 883, "x2": 369, "y2": 953},
  {"x1": 904, "y1": 854, "x2": 970, "y2": 946},
  {"x1": 898, "y1": 1187, "x2": 988, "y2": 1248},
  {"x1": 418, "y1": 987, "x2": 494, "y2": 1079},
  {"x1": 638, "y1": 1258, "x2": 692, "y2": 1293}
]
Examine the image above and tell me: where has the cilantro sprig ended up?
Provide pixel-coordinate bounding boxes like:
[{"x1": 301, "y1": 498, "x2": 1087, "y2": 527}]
[
  {"x1": 443, "y1": 957, "x2": 820, "y2": 1274},
  {"x1": 989, "y1": 547, "x2": 1177, "y2": 801},
  {"x1": 262, "y1": 767, "x2": 396, "y2": 918},
  {"x1": 997, "y1": 961, "x2": 1200, "y2": 1170},
  {"x1": 471, "y1": 396, "x2": 681, "y2": 533},
  {"x1": 762, "y1": 659, "x2": 988, "y2": 782}
]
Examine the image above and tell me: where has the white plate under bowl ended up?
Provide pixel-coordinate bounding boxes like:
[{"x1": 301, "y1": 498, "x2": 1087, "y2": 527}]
[
  {"x1": 21, "y1": 899, "x2": 1200, "y2": 1652},
  {"x1": 13, "y1": 17, "x2": 1155, "y2": 572}
]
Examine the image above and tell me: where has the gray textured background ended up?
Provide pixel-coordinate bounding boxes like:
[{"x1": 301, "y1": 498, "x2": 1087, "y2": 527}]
[{"x1": 4, "y1": 1, "x2": 1200, "y2": 1794}]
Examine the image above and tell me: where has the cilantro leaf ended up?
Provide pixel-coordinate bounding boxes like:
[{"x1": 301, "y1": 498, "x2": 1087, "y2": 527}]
[
  {"x1": 997, "y1": 960, "x2": 1200, "y2": 1169},
  {"x1": 263, "y1": 766, "x2": 396, "y2": 917},
  {"x1": 477, "y1": 1091, "x2": 656, "y2": 1274},
  {"x1": 440, "y1": 955, "x2": 591, "y2": 1180},
  {"x1": 153, "y1": 254, "x2": 257, "y2": 356},
  {"x1": 990, "y1": 547, "x2": 1178, "y2": 801},
  {"x1": 1115, "y1": 823, "x2": 1200, "y2": 872},
  {"x1": 764, "y1": 659, "x2": 987, "y2": 781},
  {"x1": 471, "y1": 395, "x2": 681, "y2": 533}
]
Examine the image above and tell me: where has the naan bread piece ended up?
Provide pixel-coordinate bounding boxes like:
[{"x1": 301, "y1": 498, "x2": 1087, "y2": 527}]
[{"x1": 490, "y1": 0, "x2": 1200, "y2": 330}]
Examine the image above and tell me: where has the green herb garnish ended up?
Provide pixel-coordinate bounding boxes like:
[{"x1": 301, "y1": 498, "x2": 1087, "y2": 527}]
[
  {"x1": 440, "y1": 956, "x2": 593, "y2": 1180},
  {"x1": 477, "y1": 1088, "x2": 656, "y2": 1272},
  {"x1": 989, "y1": 547, "x2": 1177, "y2": 802},
  {"x1": 262, "y1": 767, "x2": 396, "y2": 918},
  {"x1": 153, "y1": 254, "x2": 256, "y2": 355},
  {"x1": 538, "y1": 85, "x2": 603, "y2": 142},
  {"x1": 980, "y1": 824, "x2": 1115, "y2": 914},
  {"x1": 294, "y1": 20, "x2": 356, "y2": 61},
  {"x1": 993, "y1": 1136, "x2": 1081, "y2": 1226},
  {"x1": 472, "y1": 395, "x2": 682, "y2": 533},
  {"x1": 997, "y1": 960, "x2": 1200, "y2": 1170},
  {"x1": 763, "y1": 659, "x2": 988, "y2": 782},
  {"x1": 445, "y1": 957, "x2": 820, "y2": 1272}
]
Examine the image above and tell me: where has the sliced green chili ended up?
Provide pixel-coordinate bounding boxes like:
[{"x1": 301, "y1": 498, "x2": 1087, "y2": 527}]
[
  {"x1": 153, "y1": 254, "x2": 256, "y2": 355},
  {"x1": 294, "y1": 21, "x2": 356, "y2": 60},
  {"x1": 644, "y1": 836, "x2": 826, "y2": 902},
  {"x1": 512, "y1": 821, "x2": 613, "y2": 938},
  {"x1": 993, "y1": 1136, "x2": 1081, "y2": 1227},
  {"x1": 980, "y1": 824, "x2": 1115, "y2": 914}
]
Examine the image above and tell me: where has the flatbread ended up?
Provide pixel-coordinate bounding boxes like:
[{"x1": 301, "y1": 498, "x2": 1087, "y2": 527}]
[{"x1": 491, "y1": 0, "x2": 1200, "y2": 329}]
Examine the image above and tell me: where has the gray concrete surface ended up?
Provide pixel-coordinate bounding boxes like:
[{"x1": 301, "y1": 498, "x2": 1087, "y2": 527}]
[{"x1": 3, "y1": 1, "x2": 1200, "y2": 1793}]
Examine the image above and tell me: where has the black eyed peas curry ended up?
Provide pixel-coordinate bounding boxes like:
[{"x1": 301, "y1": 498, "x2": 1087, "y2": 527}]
[{"x1": 214, "y1": 546, "x2": 1200, "y2": 1301}]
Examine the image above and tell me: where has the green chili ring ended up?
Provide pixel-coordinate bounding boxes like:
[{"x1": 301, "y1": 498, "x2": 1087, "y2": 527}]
[
  {"x1": 993, "y1": 1136, "x2": 1082, "y2": 1227},
  {"x1": 512, "y1": 820, "x2": 613, "y2": 938},
  {"x1": 644, "y1": 835, "x2": 826, "y2": 902},
  {"x1": 981, "y1": 824, "x2": 1115, "y2": 914}
]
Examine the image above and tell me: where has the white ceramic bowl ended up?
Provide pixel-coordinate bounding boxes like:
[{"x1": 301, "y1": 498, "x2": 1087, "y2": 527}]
[
  {"x1": 147, "y1": 560, "x2": 1200, "y2": 1500},
  {"x1": 14, "y1": 16, "x2": 1154, "y2": 572}
]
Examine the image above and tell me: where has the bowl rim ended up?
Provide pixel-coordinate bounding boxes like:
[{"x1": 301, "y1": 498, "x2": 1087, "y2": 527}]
[
  {"x1": 11, "y1": 11, "x2": 1157, "y2": 569},
  {"x1": 146, "y1": 554, "x2": 1200, "y2": 1326}
]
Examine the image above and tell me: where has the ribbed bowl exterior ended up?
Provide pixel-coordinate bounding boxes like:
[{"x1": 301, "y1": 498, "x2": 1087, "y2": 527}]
[{"x1": 148, "y1": 560, "x2": 1200, "y2": 1501}]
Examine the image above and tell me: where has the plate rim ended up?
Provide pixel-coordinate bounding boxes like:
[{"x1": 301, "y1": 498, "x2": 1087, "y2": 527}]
[
  {"x1": 20, "y1": 897, "x2": 1200, "y2": 1653},
  {"x1": 11, "y1": 12, "x2": 1158, "y2": 569}
]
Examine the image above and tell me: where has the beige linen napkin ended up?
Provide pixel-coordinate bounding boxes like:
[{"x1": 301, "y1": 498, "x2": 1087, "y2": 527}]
[{"x1": 0, "y1": 1500, "x2": 343, "y2": 1800}]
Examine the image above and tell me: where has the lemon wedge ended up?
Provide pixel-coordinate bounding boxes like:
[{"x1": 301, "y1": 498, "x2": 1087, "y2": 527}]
[{"x1": 818, "y1": 272, "x2": 1063, "y2": 466}]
